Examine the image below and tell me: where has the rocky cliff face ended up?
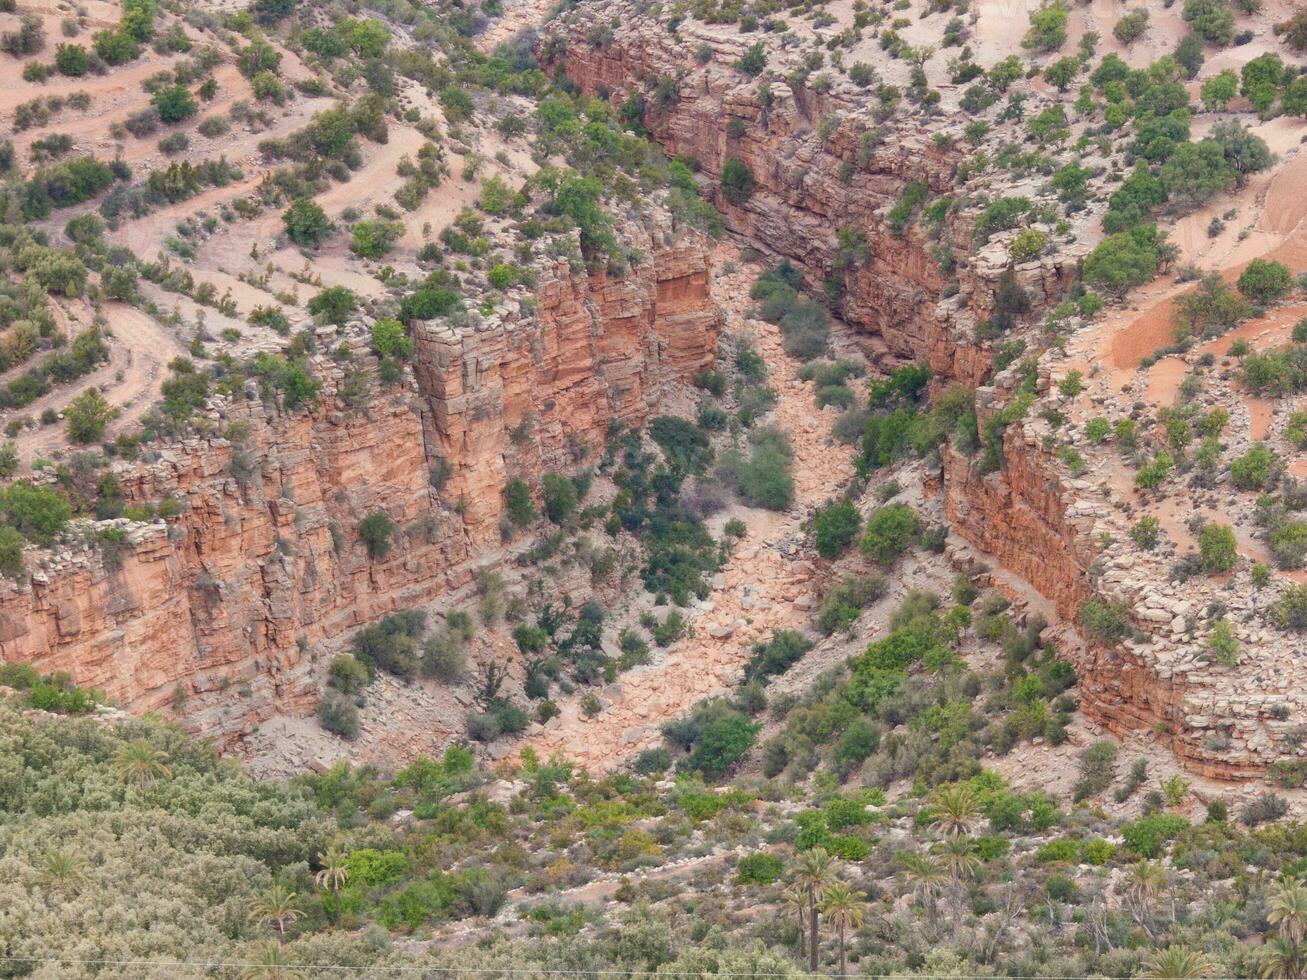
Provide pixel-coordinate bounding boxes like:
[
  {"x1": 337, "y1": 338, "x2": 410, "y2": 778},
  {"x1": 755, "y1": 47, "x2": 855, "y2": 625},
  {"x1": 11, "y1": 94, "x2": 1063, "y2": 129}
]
[
  {"x1": 414, "y1": 236, "x2": 719, "y2": 543},
  {"x1": 0, "y1": 227, "x2": 719, "y2": 744},
  {"x1": 945, "y1": 399, "x2": 1269, "y2": 780},
  {"x1": 544, "y1": 16, "x2": 1076, "y2": 386}
]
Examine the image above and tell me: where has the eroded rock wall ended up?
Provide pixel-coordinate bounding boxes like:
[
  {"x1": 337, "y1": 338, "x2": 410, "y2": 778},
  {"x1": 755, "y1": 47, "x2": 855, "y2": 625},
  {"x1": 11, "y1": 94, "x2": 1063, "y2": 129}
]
[
  {"x1": 545, "y1": 17, "x2": 1077, "y2": 386},
  {"x1": 0, "y1": 229, "x2": 719, "y2": 743}
]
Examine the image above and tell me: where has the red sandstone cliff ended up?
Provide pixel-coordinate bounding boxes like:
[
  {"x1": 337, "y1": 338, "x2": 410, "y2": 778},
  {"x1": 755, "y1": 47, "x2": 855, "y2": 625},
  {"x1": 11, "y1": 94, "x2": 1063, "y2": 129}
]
[
  {"x1": 543, "y1": 17, "x2": 1076, "y2": 386},
  {"x1": 0, "y1": 226, "x2": 720, "y2": 744}
]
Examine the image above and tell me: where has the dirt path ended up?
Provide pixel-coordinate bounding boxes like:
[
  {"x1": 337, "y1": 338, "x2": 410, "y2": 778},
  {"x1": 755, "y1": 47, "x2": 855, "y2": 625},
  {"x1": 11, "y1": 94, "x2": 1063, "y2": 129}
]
[
  {"x1": 522, "y1": 253, "x2": 855, "y2": 771},
  {"x1": 7, "y1": 304, "x2": 184, "y2": 466}
]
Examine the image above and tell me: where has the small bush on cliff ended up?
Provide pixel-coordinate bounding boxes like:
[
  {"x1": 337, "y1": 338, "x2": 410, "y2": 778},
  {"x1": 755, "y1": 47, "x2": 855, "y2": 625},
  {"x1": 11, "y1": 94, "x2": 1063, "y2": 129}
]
[
  {"x1": 319, "y1": 691, "x2": 360, "y2": 738},
  {"x1": 0, "y1": 526, "x2": 24, "y2": 578},
  {"x1": 861, "y1": 503, "x2": 920, "y2": 566},
  {"x1": 422, "y1": 612, "x2": 473, "y2": 682},
  {"x1": 503, "y1": 479, "x2": 537, "y2": 528},
  {"x1": 540, "y1": 473, "x2": 579, "y2": 524},
  {"x1": 1079, "y1": 598, "x2": 1130, "y2": 641},
  {"x1": 720, "y1": 158, "x2": 755, "y2": 205},
  {"x1": 359, "y1": 510, "x2": 397, "y2": 560},
  {"x1": 1073, "y1": 739, "x2": 1117, "y2": 801},
  {"x1": 0, "y1": 481, "x2": 71, "y2": 543},
  {"x1": 817, "y1": 574, "x2": 888, "y2": 634},
  {"x1": 813, "y1": 498, "x2": 861, "y2": 559},
  {"x1": 328, "y1": 654, "x2": 370, "y2": 694},
  {"x1": 354, "y1": 609, "x2": 426, "y2": 680},
  {"x1": 735, "y1": 41, "x2": 765, "y2": 76}
]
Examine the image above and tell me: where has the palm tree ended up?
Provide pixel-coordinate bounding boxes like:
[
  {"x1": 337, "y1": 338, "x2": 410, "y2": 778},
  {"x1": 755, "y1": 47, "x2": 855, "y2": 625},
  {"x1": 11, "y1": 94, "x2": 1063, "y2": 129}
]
[
  {"x1": 1141, "y1": 945, "x2": 1216, "y2": 979},
  {"x1": 240, "y1": 944, "x2": 300, "y2": 980},
  {"x1": 248, "y1": 884, "x2": 303, "y2": 940},
  {"x1": 39, "y1": 850, "x2": 86, "y2": 894},
  {"x1": 899, "y1": 852, "x2": 947, "y2": 930},
  {"x1": 820, "y1": 881, "x2": 867, "y2": 976},
  {"x1": 791, "y1": 847, "x2": 837, "y2": 971},
  {"x1": 930, "y1": 783, "x2": 980, "y2": 838},
  {"x1": 1126, "y1": 859, "x2": 1167, "y2": 936},
  {"x1": 314, "y1": 848, "x2": 350, "y2": 925},
  {"x1": 1261, "y1": 936, "x2": 1306, "y2": 979},
  {"x1": 781, "y1": 884, "x2": 809, "y2": 959},
  {"x1": 112, "y1": 739, "x2": 172, "y2": 790},
  {"x1": 1271, "y1": 879, "x2": 1307, "y2": 945},
  {"x1": 935, "y1": 835, "x2": 981, "y2": 884}
]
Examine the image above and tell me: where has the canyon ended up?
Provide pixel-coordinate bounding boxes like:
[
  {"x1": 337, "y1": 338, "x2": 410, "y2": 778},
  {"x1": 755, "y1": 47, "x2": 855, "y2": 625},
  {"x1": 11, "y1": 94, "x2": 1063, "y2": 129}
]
[{"x1": 0, "y1": 220, "x2": 720, "y2": 745}]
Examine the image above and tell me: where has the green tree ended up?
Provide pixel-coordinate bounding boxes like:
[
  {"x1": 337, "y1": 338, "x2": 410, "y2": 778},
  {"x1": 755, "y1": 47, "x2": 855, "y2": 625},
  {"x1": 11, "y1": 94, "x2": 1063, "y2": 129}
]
[
  {"x1": 791, "y1": 847, "x2": 837, "y2": 971},
  {"x1": 0, "y1": 525, "x2": 25, "y2": 578},
  {"x1": 1113, "y1": 8, "x2": 1149, "y2": 45},
  {"x1": 247, "y1": 884, "x2": 303, "y2": 939},
  {"x1": 1241, "y1": 52, "x2": 1285, "y2": 115},
  {"x1": 0, "y1": 482, "x2": 72, "y2": 543},
  {"x1": 720, "y1": 158, "x2": 755, "y2": 205},
  {"x1": 282, "y1": 198, "x2": 331, "y2": 247},
  {"x1": 540, "y1": 473, "x2": 578, "y2": 524},
  {"x1": 503, "y1": 478, "x2": 536, "y2": 527},
  {"x1": 735, "y1": 41, "x2": 765, "y2": 76},
  {"x1": 351, "y1": 219, "x2": 404, "y2": 258},
  {"x1": 1199, "y1": 522, "x2": 1238, "y2": 573},
  {"x1": 308, "y1": 286, "x2": 358, "y2": 325},
  {"x1": 813, "y1": 499, "x2": 861, "y2": 559},
  {"x1": 313, "y1": 849, "x2": 350, "y2": 924},
  {"x1": 1183, "y1": 0, "x2": 1234, "y2": 45},
  {"x1": 112, "y1": 739, "x2": 172, "y2": 789},
  {"x1": 1200, "y1": 69, "x2": 1238, "y2": 110},
  {"x1": 152, "y1": 84, "x2": 197, "y2": 123},
  {"x1": 861, "y1": 503, "x2": 920, "y2": 565},
  {"x1": 65, "y1": 389, "x2": 113, "y2": 443},
  {"x1": 1043, "y1": 56, "x2": 1080, "y2": 91},
  {"x1": 1238, "y1": 258, "x2": 1294, "y2": 303},
  {"x1": 371, "y1": 318, "x2": 410, "y2": 358},
  {"x1": 54, "y1": 42, "x2": 88, "y2": 75},
  {"x1": 358, "y1": 510, "x2": 397, "y2": 560},
  {"x1": 1023, "y1": 1, "x2": 1069, "y2": 51},
  {"x1": 819, "y1": 882, "x2": 867, "y2": 976}
]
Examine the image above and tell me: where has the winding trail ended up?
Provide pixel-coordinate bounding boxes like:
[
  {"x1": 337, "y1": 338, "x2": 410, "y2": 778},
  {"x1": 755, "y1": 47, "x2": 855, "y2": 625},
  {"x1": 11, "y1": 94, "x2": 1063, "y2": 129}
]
[{"x1": 6, "y1": 304, "x2": 185, "y2": 466}]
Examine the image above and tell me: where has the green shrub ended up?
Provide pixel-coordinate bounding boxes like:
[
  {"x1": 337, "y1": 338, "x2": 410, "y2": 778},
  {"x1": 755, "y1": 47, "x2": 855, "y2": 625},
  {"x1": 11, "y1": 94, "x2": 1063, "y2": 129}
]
[
  {"x1": 861, "y1": 503, "x2": 920, "y2": 565},
  {"x1": 720, "y1": 158, "x2": 755, "y2": 205},
  {"x1": 734, "y1": 852, "x2": 784, "y2": 884},
  {"x1": 0, "y1": 481, "x2": 71, "y2": 543},
  {"x1": 1121, "y1": 813, "x2": 1189, "y2": 857},
  {"x1": 743, "y1": 630, "x2": 811, "y2": 682},
  {"x1": 813, "y1": 498, "x2": 861, "y2": 558},
  {"x1": 1079, "y1": 599, "x2": 1130, "y2": 641},
  {"x1": 281, "y1": 197, "x2": 329, "y2": 246},
  {"x1": 503, "y1": 479, "x2": 536, "y2": 527},
  {"x1": 718, "y1": 426, "x2": 794, "y2": 510},
  {"x1": 1238, "y1": 258, "x2": 1293, "y2": 303},
  {"x1": 358, "y1": 510, "x2": 397, "y2": 560},
  {"x1": 1199, "y1": 522, "x2": 1237, "y2": 573},
  {"x1": 816, "y1": 574, "x2": 887, "y2": 634},
  {"x1": 540, "y1": 473, "x2": 578, "y2": 524},
  {"x1": 1230, "y1": 442, "x2": 1278, "y2": 490}
]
